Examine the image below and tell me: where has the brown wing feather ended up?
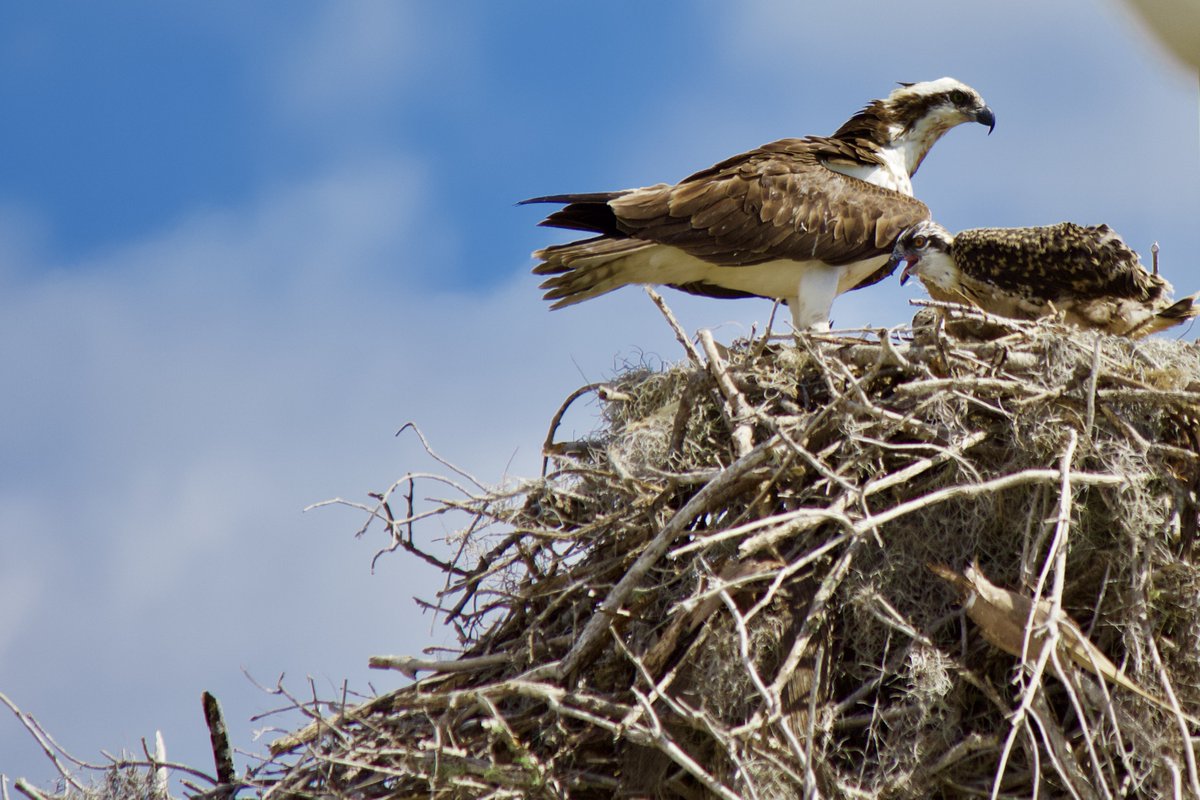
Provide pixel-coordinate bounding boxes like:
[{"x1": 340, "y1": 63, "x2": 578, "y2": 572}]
[
  {"x1": 952, "y1": 223, "x2": 1166, "y2": 303},
  {"x1": 609, "y1": 139, "x2": 928, "y2": 268}
]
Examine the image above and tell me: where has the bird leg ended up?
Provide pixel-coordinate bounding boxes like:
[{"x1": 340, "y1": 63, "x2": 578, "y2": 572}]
[{"x1": 790, "y1": 265, "x2": 841, "y2": 332}]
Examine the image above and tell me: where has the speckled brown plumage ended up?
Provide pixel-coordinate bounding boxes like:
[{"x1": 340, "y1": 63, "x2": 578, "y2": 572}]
[
  {"x1": 953, "y1": 223, "x2": 1158, "y2": 302},
  {"x1": 894, "y1": 221, "x2": 1200, "y2": 336}
]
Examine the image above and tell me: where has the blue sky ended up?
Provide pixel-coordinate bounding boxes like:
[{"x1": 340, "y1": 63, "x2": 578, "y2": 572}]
[{"x1": 2, "y1": 1, "x2": 1198, "y2": 790}]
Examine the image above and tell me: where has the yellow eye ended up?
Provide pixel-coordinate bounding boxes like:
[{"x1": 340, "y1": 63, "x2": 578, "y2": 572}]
[{"x1": 912, "y1": 235, "x2": 928, "y2": 249}]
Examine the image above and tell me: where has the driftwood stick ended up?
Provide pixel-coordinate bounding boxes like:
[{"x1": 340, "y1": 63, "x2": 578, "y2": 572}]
[
  {"x1": 11, "y1": 781, "x2": 51, "y2": 800},
  {"x1": 369, "y1": 652, "x2": 514, "y2": 678},
  {"x1": 541, "y1": 382, "x2": 607, "y2": 475},
  {"x1": 645, "y1": 287, "x2": 703, "y2": 366},
  {"x1": 700, "y1": 328, "x2": 755, "y2": 458},
  {"x1": 1085, "y1": 335, "x2": 1101, "y2": 436},
  {"x1": 737, "y1": 430, "x2": 989, "y2": 555},
  {"x1": 153, "y1": 730, "x2": 168, "y2": 800},
  {"x1": 909, "y1": 297, "x2": 1042, "y2": 331},
  {"x1": 847, "y1": 467, "x2": 1121, "y2": 540}
]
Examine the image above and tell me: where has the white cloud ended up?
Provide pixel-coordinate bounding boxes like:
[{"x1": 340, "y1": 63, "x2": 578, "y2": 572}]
[{"x1": 267, "y1": 1, "x2": 476, "y2": 130}]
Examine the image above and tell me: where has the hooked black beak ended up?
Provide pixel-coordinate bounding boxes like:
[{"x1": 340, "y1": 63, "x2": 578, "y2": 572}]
[
  {"x1": 884, "y1": 252, "x2": 907, "y2": 283},
  {"x1": 974, "y1": 105, "x2": 996, "y2": 135}
]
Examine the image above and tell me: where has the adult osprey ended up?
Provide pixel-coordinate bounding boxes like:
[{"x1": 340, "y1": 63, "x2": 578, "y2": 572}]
[
  {"x1": 523, "y1": 78, "x2": 994, "y2": 331},
  {"x1": 890, "y1": 220, "x2": 1200, "y2": 336}
]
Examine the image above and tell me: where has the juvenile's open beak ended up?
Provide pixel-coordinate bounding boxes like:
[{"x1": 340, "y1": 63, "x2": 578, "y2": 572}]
[
  {"x1": 974, "y1": 105, "x2": 996, "y2": 135},
  {"x1": 885, "y1": 252, "x2": 919, "y2": 285},
  {"x1": 887, "y1": 252, "x2": 919, "y2": 285}
]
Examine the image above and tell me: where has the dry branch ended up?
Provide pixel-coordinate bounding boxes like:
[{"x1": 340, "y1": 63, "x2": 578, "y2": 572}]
[
  {"x1": 246, "y1": 310, "x2": 1200, "y2": 799},
  {"x1": 201, "y1": 692, "x2": 235, "y2": 787}
]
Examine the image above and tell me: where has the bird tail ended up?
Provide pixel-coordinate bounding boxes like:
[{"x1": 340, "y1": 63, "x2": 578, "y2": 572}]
[
  {"x1": 519, "y1": 192, "x2": 628, "y2": 236},
  {"x1": 1128, "y1": 292, "x2": 1200, "y2": 336},
  {"x1": 1161, "y1": 292, "x2": 1200, "y2": 321},
  {"x1": 532, "y1": 236, "x2": 658, "y2": 308},
  {"x1": 1158, "y1": 292, "x2": 1200, "y2": 326}
]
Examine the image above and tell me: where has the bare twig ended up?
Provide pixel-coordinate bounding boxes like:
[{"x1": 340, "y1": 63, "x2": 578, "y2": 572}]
[
  {"x1": 1145, "y1": 630, "x2": 1200, "y2": 796},
  {"x1": 558, "y1": 438, "x2": 777, "y2": 679},
  {"x1": 11, "y1": 781, "x2": 51, "y2": 800},
  {"x1": 369, "y1": 652, "x2": 516, "y2": 677},
  {"x1": 396, "y1": 422, "x2": 488, "y2": 492},
  {"x1": 645, "y1": 286, "x2": 704, "y2": 366},
  {"x1": 540, "y1": 381, "x2": 607, "y2": 475},
  {"x1": 153, "y1": 730, "x2": 169, "y2": 800},
  {"x1": 0, "y1": 692, "x2": 88, "y2": 793},
  {"x1": 700, "y1": 328, "x2": 755, "y2": 458},
  {"x1": 1086, "y1": 335, "x2": 1101, "y2": 436}
]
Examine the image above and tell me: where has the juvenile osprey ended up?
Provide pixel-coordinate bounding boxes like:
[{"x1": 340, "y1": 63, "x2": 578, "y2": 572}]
[
  {"x1": 890, "y1": 220, "x2": 1200, "y2": 336},
  {"x1": 523, "y1": 78, "x2": 995, "y2": 331}
]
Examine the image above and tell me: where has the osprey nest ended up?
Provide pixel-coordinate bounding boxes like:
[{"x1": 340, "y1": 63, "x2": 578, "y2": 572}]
[{"x1": 258, "y1": 300, "x2": 1200, "y2": 800}]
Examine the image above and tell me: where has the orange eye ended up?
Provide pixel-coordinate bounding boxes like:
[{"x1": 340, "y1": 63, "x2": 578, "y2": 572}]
[{"x1": 912, "y1": 235, "x2": 928, "y2": 249}]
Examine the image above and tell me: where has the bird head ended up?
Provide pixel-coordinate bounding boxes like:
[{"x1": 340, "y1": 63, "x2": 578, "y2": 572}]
[
  {"x1": 888, "y1": 78, "x2": 996, "y2": 135},
  {"x1": 862, "y1": 78, "x2": 995, "y2": 178},
  {"x1": 887, "y1": 220, "x2": 956, "y2": 287},
  {"x1": 830, "y1": 78, "x2": 994, "y2": 179}
]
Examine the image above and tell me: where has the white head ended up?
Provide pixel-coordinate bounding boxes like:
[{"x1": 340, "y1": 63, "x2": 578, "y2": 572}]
[
  {"x1": 842, "y1": 78, "x2": 994, "y2": 176},
  {"x1": 886, "y1": 78, "x2": 994, "y2": 138},
  {"x1": 888, "y1": 220, "x2": 959, "y2": 293}
]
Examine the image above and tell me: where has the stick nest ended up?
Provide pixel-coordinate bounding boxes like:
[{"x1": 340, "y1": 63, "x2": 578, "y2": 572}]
[{"x1": 256, "y1": 306, "x2": 1200, "y2": 799}]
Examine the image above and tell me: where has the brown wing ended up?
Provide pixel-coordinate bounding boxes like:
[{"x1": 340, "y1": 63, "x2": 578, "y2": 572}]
[
  {"x1": 609, "y1": 138, "x2": 929, "y2": 268},
  {"x1": 952, "y1": 223, "x2": 1168, "y2": 303}
]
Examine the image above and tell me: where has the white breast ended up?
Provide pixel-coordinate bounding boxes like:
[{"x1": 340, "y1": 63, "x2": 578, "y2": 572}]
[{"x1": 824, "y1": 154, "x2": 913, "y2": 195}]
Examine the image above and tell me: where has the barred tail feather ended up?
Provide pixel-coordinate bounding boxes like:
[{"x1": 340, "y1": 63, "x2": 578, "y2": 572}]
[
  {"x1": 1151, "y1": 292, "x2": 1200, "y2": 332},
  {"x1": 1160, "y1": 292, "x2": 1200, "y2": 322},
  {"x1": 1127, "y1": 292, "x2": 1200, "y2": 337},
  {"x1": 532, "y1": 237, "x2": 658, "y2": 308}
]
